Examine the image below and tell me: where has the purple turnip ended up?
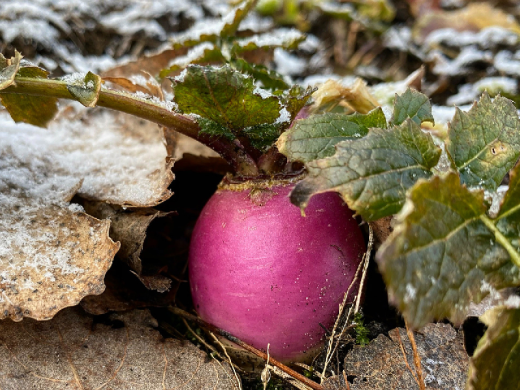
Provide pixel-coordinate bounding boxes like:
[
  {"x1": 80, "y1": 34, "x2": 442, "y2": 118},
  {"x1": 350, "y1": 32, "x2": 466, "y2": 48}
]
[{"x1": 189, "y1": 180, "x2": 366, "y2": 362}]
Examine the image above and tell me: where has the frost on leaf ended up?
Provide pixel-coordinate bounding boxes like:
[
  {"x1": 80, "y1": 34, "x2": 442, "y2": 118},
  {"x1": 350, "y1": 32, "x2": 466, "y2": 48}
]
[
  {"x1": 340, "y1": 323, "x2": 468, "y2": 390},
  {"x1": 63, "y1": 71, "x2": 102, "y2": 107},
  {"x1": 291, "y1": 119, "x2": 440, "y2": 221},
  {"x1": 7, "y1": 109, "x2": 174, "y2": 208},
  {"x1": 377, "y1": 173, "x2": 520, "y2": 328},
  {"x1": 0, "y1": 106, "x2": 176, "y2": 320},
  {"x1": 0, "y1": 128, "x2": 119, "y2": 320},
  {"x1": 277, "y1": 108, "x2": 386, "y2": 163},
  {"x1": 446, "y1": 92, "x2": 520, "y2": 191},
  {"x1": 391, "y1": 88, "x2": 434, "y2": 126},
  {"x1": 0, "y1": 308, "x2": 240, "y2": 389},
  {"x1": 468, "y1": 306, "x2": 520, "y2": 390},
  {"x1": 173, "y1": 65, "x2": 302, "y2": 151},
  {"x1": 0, "y1": 65, "x2": 59, "y2": 127}
]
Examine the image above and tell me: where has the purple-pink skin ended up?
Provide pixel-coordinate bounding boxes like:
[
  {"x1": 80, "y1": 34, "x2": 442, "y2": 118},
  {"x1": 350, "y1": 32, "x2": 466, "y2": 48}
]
[{"x1": 189, "y1": 184, "x2": 366, "y2": 362}]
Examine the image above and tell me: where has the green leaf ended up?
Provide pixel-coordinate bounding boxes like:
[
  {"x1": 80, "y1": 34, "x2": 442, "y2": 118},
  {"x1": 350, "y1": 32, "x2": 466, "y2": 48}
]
[
  {"x1": 233, "y1": 29, "x2": 306, "y2": 52},
  {"x1": 277, "y1": 108, "x2": 386, "y2": 163},
  {"x1": 171, "y1": 0, "x2": 256, "y2": 49},
  {"x1": 0, "y1": 50, "x2": 22, "y2": 90},
  {"x1": 65, "y1": 71, "x2": 102, "y2": 107},
  {"x1": 391, "y1": 88, "x2": 433, "y2": 126},
  {"x1": 173, "y1": 65, "x2": 288, "y2": 150},
  {"x1": 494, "y1": 164, "x2": 520, "y2": 265},
  {"x1": 220, "y1": 0, "x2": 257, "y2": 38},
  {"x1": 377, "y1": 173, "x2": 520, "y2": 328},
  {"x1": 231, "y1": 58, "x2": 290, "y2": 90},
  {"x1": 0, "y1": 66, "x2": 58, "y2": 127},
  {"x1": 447, "y1": 92, "x2": 520, "y2": 191},
  {"x1": 468, "y1": 306, "x2": 520, "y2": 390},
  {"x1": 291, "y1": 119, "x2": 441, "y2": 220},
  {"x1": 159, "y1": 46, "x2": 225, "y2": 78},
  {"x1": 281, "y1": 84, "x2": 315, "y2": 121}
]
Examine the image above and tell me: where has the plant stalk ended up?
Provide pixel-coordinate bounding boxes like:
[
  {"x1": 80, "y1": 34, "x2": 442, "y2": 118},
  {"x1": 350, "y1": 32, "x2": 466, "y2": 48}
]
[{"x1": 1, "y1": 77, "x2": 259, "y2": 175}]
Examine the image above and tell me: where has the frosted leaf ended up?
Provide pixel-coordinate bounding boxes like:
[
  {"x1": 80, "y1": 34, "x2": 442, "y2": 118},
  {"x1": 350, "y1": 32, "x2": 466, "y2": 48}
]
[
  {"x1": 0, "y1": 128, "x2": 119, "y2": 320},
  {"x1": 0, "y1": 109, "x2": 173, "y2": 207}
]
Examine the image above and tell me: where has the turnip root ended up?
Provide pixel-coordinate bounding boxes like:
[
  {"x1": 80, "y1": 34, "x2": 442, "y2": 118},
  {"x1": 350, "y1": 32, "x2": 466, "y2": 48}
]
[{"x1": 189, "y1": 181, "x2": 366, "y2": 362}]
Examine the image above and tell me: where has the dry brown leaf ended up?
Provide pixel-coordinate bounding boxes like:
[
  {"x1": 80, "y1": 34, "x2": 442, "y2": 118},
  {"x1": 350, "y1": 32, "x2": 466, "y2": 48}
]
[
  {"x1": 83, "y1": 202, "x2": 165, "y2": 275},
  {"x1": 0, "y1": 102, "x2": 176, "y2": 320},
  {"x1": 38, "y1": 107, "x2": 175, "y2": 208},
  {"x1": 82, "y1": 201, "x2": 175, "y2": 292},
  {"x1": 0, "y1": 120, "x2": 121, "y2": 321},
  {"x1": 343, "y1": 323, "x2": 468, "y2": 389},
  {"x1": 103, "y1": 71, "x2": 164, "y2": 100},
  {"x1": 0, "y1": 307, "x2": 240, "y2": 389},
  {"x1": 413, "y1": 3, "x2": 520, "y2": 44},
  {"x1": 310, "y1": 79, "x2": 380, "y2": 115},
  {"x1": 0, "y1": 202, "x2": 119, "y2": 322},
  {"x1": 369, "y1": 216, "x2": 394, "y2": 247}
]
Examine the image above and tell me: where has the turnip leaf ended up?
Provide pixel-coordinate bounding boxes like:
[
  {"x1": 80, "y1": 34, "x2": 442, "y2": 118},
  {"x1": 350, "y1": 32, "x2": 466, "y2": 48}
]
[
  {"x1": 447, "y1": 92, "x2": 520, "y2": 191},
  {"x1": 291, "y1": 118, "x2": 441, "y2": 220},
  {"x1": 391, "y1": 88, "x2": 433, "y2": 126},
  {"x1": 468, "y1": 306, "x2": 520, "y2": 390},
  {"x1": 0, "y1": 65, "x2": 58, "y2": 127},
  {"x1": 232, "y1": 28, "x2": 306, "y2": 52},
  {"x1": 65, "y1": 71, "x2": 102, "y2": 108},
  {"x1": 277, "y1": 107, "x2": 386, "y2": 163},
  {"x1": 173, "y1": 64, "x2": 309, "y2": 151},
  {"x1": 377, "y1": 173, "x2": 520, "y2": 328},
  {"x1": 230, "y1": 58, "x2": 289, "y2": 90},
  {"x1": 170, "y1": 0, "x2": 256, "y2": 50}
]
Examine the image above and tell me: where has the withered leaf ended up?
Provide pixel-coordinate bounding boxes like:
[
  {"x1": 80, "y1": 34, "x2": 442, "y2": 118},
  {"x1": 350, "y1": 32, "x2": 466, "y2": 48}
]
[
  {"x1": 0, "y1": 118, "x2": 120, "y2": 320},
  {"x1": 0, "y1": 308, "x2": 240, "y2": 389},
  {"x1": 344, "y1": 323, "x2": 468, "y2": 390},
  {"x1": 0, "y1": 203, "x2": 119, "y2": 322},
  {"x1": 83, "y1": 202, "x2": 166, "y2": 276}
]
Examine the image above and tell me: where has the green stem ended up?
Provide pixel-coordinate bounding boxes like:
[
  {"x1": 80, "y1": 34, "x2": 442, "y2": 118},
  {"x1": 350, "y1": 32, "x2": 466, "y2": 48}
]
[
  {"x1": 1, "y1": 77, "x2": 259, "y2": 175},
  {"x1": 480, "y1": 215, "x2": 520, "y2": 268}
]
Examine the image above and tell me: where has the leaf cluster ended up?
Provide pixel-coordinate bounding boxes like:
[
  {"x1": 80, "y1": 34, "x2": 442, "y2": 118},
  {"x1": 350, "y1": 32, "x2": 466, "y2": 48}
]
[
  {"x1": 160, "y1": 0, "x2": 305, "y2": 91},
  {"x1": 172, "y1": 64, "x2": 312, "y2": 151},
  {"x1": 278, "y1": 87, "x2": 520, "y2": 389}
]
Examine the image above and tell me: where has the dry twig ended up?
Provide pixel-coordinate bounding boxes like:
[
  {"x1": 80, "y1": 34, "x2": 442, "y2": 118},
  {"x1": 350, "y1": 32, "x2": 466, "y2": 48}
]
[{"x1": 170, "y1": 307, "x2": 325, "y2": 390}]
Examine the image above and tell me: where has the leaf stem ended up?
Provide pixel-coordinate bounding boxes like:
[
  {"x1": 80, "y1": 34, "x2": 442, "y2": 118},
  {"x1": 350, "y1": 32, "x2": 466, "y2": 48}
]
[
  {"x1": 480, "y1": 215, "x2": 520, "y2": 268},
  {"x1": 1, "y1": 76, "x2": 259, "y2": 175}
]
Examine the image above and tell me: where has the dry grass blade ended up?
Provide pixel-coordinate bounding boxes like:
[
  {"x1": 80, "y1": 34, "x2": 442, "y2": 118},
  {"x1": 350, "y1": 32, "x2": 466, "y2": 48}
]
[
  {"x1": 406, "y1": 322, "x2": 426, "y2": 390},
  {"x1": 170, "y1": 307, "x2": 325, "y2": 390},
  {"x1": 321, "y1": 225, "x2": 374, "y2": 382},
  {"x1": 395, "y1": 328, "x2": 420, "y2": 387}
]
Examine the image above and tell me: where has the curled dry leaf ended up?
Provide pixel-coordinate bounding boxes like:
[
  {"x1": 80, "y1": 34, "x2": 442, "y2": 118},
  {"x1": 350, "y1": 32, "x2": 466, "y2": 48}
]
[
  {"x1": 0, "y1": 102, "x2": 176, "y2": 320},
  {"x1": 0, "y1": 307, "x2": 240, "y2": 389},
  {"x1": 82, "y1": 202, "x2": 167, "y2": 276},
  {"x1": 0, "y1": 122, "x2": 120, "y2": 321},
  {"x1": 32, "y1": 107, "x2": 175, "y2": 208},
  {"x1": 343, "y1": 323, "x2": 468, "y2": 390}
]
